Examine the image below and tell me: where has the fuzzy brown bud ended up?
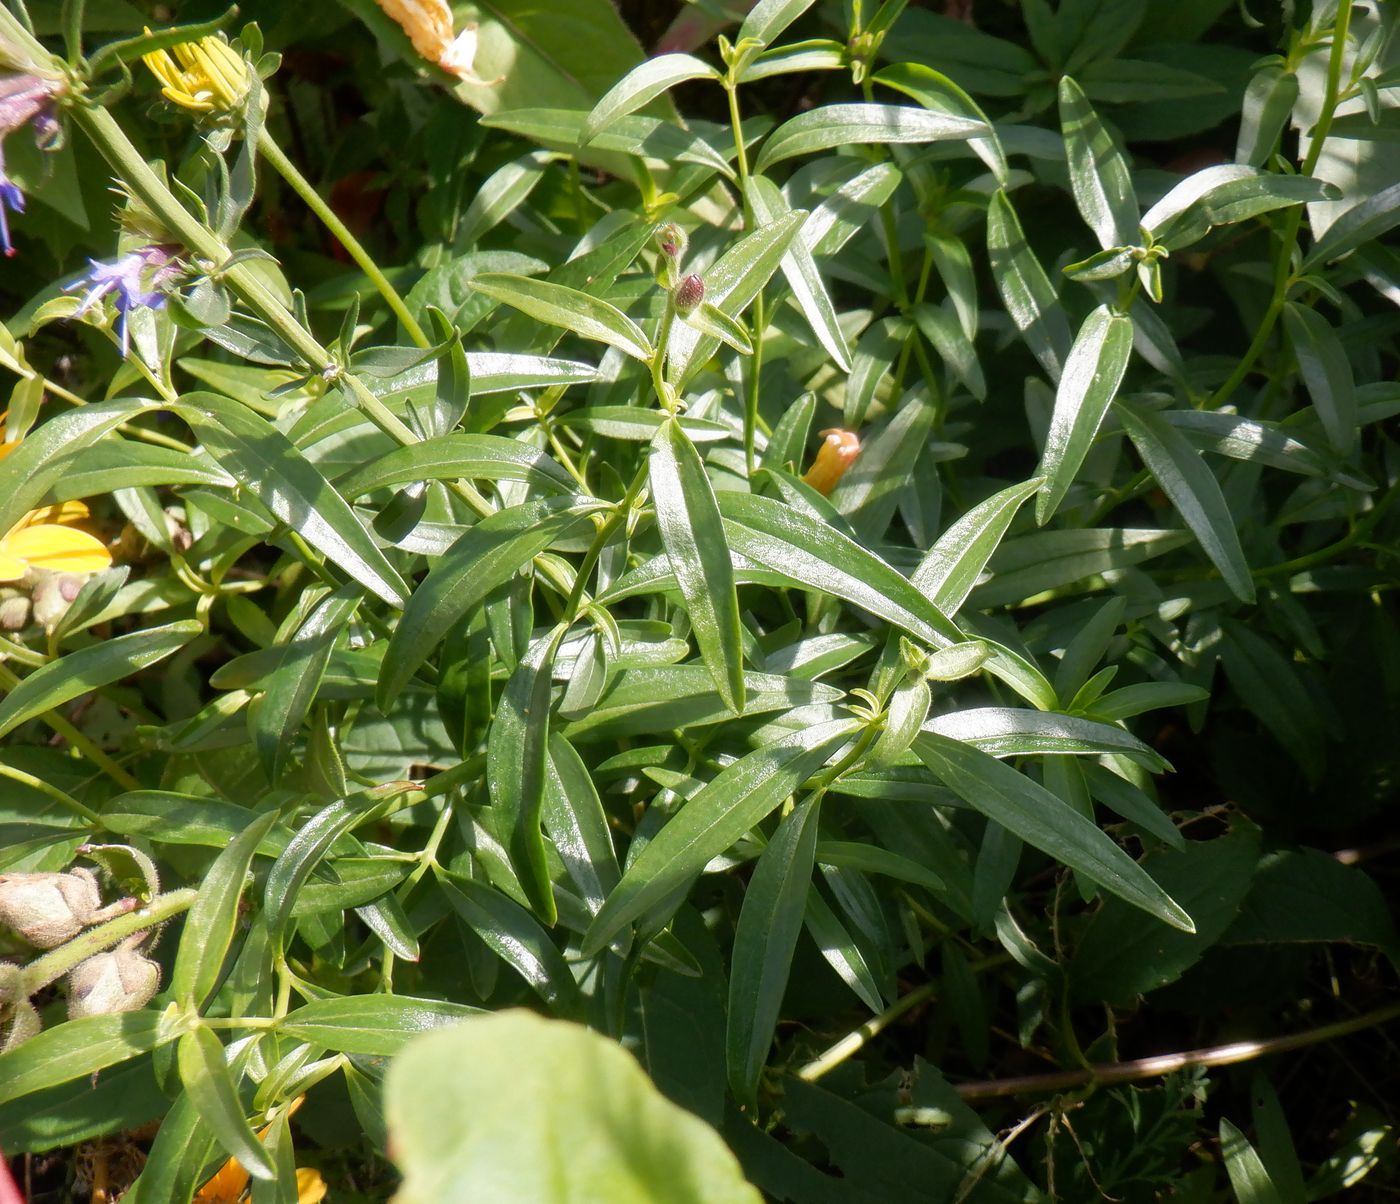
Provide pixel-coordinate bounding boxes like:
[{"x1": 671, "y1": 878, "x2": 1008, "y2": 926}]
[
  {"x1": 68, "y1": 942, "x2": 161, "y2": 1018},
  {"x1": 0, "y1": 869, "x2": 104, "y2": 948},
  {"x1": 673, "y1": 273, "x2": 705, "y2": 317}
]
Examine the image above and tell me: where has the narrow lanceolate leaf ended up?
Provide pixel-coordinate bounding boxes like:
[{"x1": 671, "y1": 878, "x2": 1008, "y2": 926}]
[
  {"x1": 923, "y1": 706, "x2": 1167, "y2": 770},
  {"x1": 377, "y1": 497, "x2": 606, "y2": 710},
  {"x1": 913, "y1": 733, "x2": 1194, "y2": 932},
  {"x1": 1236, "y1": 63, "x2": 1299, "y2": 167},
  {"x1": 738, "y1": 0, "x2": 816, "y2": 46},
  {"x1": 1035, "y1": 305, "x2": 1134, "y2": 524},
  {"x1": 469, "y1": 274, "x2": 652, "y2": 361},
  {"x1": 668, "y1": 212, "x2": 805, "y2": 386},
  {"x1": 0, "y1": 620, "x2": 201, "y2": 740},
  {"x1": 1281, "y1": 302, "x2": 1357, "y2": 455},
  {"x1": 1058, "y1": 76, "x2": 1140, "y2": 250},
  {"x1": 650, "y1": 419, "x2": 745, "y2": 712},
  {"x1": 747, "y1": 176, "x2": 851, "y2": 370},
  {"x1": 754, "y1": 103, "x2": 986, "y2": 174},
  {"x1": 171, "y1": 811, "x2": 280, "y2": 1011},
  {"x1": 336, "y1": 433, "x2": 576, "y2": 499},
  {"x1": 1302, "y1": 179, "x2": 1400, "y2": 269},
  {"x1": 582, "y1": 54, "x2": 719, "y2": 143},
  {"x1": 489, "y1": 628, "x2": 566, "y2": 924},
  {"x1": 987, "y1": 191, "x2": 1073, "y2": 381},
  {"x1": 1141, "y1": 164, "x2": 1336, "y2": 251},
  {"x1": 912, "y1": 476, "x2": 1044, "y2": 616},
  {"x1": 873, "y1": 62, "x2": 1008, "y2": 183},
  {"x1": 544, "y1": 733, "x2": 622, "y2": 915},
  {"x1": 582, "y1": 718, "x2": 860, "y2": 955},
  {"x1": 176, "y1": 393, "x2": 409, "y2": 607},
  {"x1": 727, "y1": 796, "x2": 821, "y2": 1111},
  {"x1": 0, "y1": 1012, "x2": 171, "y2": 1105},
  {"x1": 1117, "y1": 401, "x2": 1255, "y2": 603},
  {"x1": 177, "y1": 1027, "x2": 276, "y2": 1181}
]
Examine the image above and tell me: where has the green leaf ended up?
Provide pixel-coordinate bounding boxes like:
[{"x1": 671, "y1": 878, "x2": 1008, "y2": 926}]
[
  {"x1": 175, "y1": 392, "x2": 409, "y2": 608},
  {"x1": 488, "y1": 627, "x2": 565, "y2": 923},
  {"x1": 1035, "y1": 305, "x2": 1134, "y2": 524},
  {"x1": 1236, "y1": 63, "x2": 1299, "y2": 166},
  {"x1": 452, "y1": 151, "x2": 554, "y2": 250},
  {"x1": 1058, "y1": 76, "x2": 1140, "y2": 250},
  {"x1": 737, "y1": 0, "x2": 816, "y2": 46},
  {"x1": 470, "y1": 273, "x2": 653, "y2": 360},
  {"x1": 986, "y1": 190, "x2": 1073, "y2": 381},
  {"x1": 912, "y1": 732, "x2": 1194, "y2": 932},
  {"x1": 828, "y1": 388, "x2": 937, "y2": 544},
  {"x1": 727, "y1": 796, "x2": 821, "y2": 1111},
  {"x1": 0, "y1": 620, "x2": 202, "y2": 740},
  {"x1": 583, "y1": 719, "x2": 860, "y2": 955},
  {"x1": 386, "y1": 1011, "x2": 762, "y2": 1204},
  {"x1": 761, "y1": 390, "x2": 815, "y2": 473},
  {"x1": 754, "y1": 103, "x2": 986, "y2": 174},
  {"x1": 336, "y1": 433, "x2": 577, "y2": 498},
  {"x1": 651, "y1": 419, "x2": 745, "y2": 712},
  {"x1": 1072, "y1": 825, "x2": 1261, "y2": 1003},
  {"x1": 278, "y1": 995, "x2": 481, "y2": 1056},
  {"x1": 910, "y1": 303, "x2": 985, "y2": 400},
  {"x1": 1281, "y1": 302, "x2": 1357, "y2": 455},
  {"x1": 582, "y1": 54, "x2": 719, "y2": 143},
  {"x1": 176, "y1": 1026, "x2": 276, "y2": 1182},
  {"x1": 482, "y1": 108, "x2": 732, "y2": 177},
  {"x1": 1116, "y1": 400, "x2": 1255, "y2": 602},
  {"x1": 912, "y1": 478, "x2": 1044, "y2": 617},
  {"x1": 119, "y1": 1090, "x2": 217, "y2": 1204},
  {"x1": 377, "y1": 496, "x2": 605, "y2": 709},
  {"x1": 804, "y1": 885, "x2": 885, "y2": 1013},
  {"x1": 746, "y1": 177, "x2": 851, "y2": 370},
  {"x1": 555, "y1": 406, "x2": 731, "y2": 443},
  {"x1": 544, "y1": 733, "x2": 622, "y2": 915},
  {"x1": 1220, "y1": 622, "x2": 1325, "y2": 783},
  {"x1": 1302, "y1": 180, "x2": 1400, "y2": 268},
  {"x1": 1142, "y1": 164, "x2": 1336, "y2": 251},
  {"x1": 924, "y1": 706, "x2": 1167, "y2": 770},
  {"x1": 0, "y1": 1012, "x2": 172, "y2": 1106},
  {"x1": 1221, "y1": 1118, "x2": 1284, "y2": 1204},
  {"x1": 873, "y1": 62, "x2": 1008, "y2": 183},
  {"x1": 170, "y1": 811, "x2": 281, "y2": 1011}
]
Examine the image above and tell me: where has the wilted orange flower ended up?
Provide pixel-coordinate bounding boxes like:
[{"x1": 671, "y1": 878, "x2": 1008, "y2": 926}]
[
  {"x1": 802, "y1": 429, "x2": 861, "y2": 495},
  {"x1": 0, "y1": 502, "x2": 111, "y2": 583},
  {"x1": 374, "y1": 0, "x2": 495, "y2": 82}
]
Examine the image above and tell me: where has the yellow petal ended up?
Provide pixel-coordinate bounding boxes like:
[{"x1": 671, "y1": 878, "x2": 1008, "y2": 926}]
[
  {"x1": 0, "y1": 550, "x2": 27, "y2": 582},
  {"x1": 1, "y1": 525, "x2": 112, "y2": 574},
  {"x1": 15, "y1": 501, "x2": 90, "y2": 531},
  {"x1": 296, "y1": 1168, "x2": 328, "y2": 1204}
]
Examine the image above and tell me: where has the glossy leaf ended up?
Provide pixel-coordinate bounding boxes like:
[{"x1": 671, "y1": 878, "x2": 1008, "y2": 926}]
[
  {"x1": 582, "y1": 54, "x2": 719, "y2": 143},
  {"x1": 176, "y1": 1026, "x2": 276, "y2": 1182},
  {"x1": 470, "y1": 274, "x2": 652, "y2": 361},
  {"x1": 754, "y1": 103, "x2": 986, "y2": 175},
  {"x1": 1059, "y1": 76, "x2": 1139, "y2": 249},
  {"x1": 986, "y1": 190, "x2": 1073, "y2": 381},
  {"x1": 1281, "y1": 302, "x2": 1356, "y2": 455}
]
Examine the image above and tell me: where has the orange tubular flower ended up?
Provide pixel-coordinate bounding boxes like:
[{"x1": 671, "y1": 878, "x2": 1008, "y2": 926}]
[
  {"x1": 802, "y1": 429, "x2": 861, "y2": 495},
  {"x1": 194, "y1": 1097, "x2": 326, "y2": 1204},
  {"x1": 0, "y1": 502, "x2": 111, "y2": 583}
]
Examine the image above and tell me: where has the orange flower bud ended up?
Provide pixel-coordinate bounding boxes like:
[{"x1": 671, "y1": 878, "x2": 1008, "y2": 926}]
[{"x1": 802, "y1": 429, "x2": 860, "y2": 495}]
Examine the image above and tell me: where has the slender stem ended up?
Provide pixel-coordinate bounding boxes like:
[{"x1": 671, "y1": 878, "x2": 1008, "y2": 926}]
[
  {"x1": 258, "y1": 131, "x2": 429, "y2": 349},
  {"x1": 955, "y1": 1000, "x2": 1400, "y2": 1101},
  {"x1": 724, "y1": 83, "x2": 750, "y2": 189},
  {"x1": 0, "y1": 662, "x2": 142, "y2": 790},
  {"x1": 744, "y1": 292, "x2": 765, "y2": 474},
  {"x1": 797, "y1": 979, "x2": 939, "y2": 1081},
  {"x1": 0, "y1": 760, "x2": 104, "y2": 826},
  {"x1": 19, "y1": 887, "x2": 198, "y2": 994}
]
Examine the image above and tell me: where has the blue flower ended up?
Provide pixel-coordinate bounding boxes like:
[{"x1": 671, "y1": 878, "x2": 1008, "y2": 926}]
[
  {"x1": 68, "y1": 245, "x2": 182, "y2": 357},
  {"x1": 0, "y1": 157, "x2": 23, "y2": 259}
]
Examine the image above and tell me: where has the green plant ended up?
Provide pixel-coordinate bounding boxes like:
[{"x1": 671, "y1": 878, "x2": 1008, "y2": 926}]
[{"x1": 0, "y1": 0, "x2": 1397, "y2": 1200}]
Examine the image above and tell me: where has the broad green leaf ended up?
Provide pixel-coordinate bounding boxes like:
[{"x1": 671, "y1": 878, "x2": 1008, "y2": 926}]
[
  {"x1": 739, "y1": 38, "x2": 845, "y2": 83},
  {"x1": 873, "y1": 62, "x2": 1008, "y2": 183},
  {"x1": 175, "y1": 392, "x2": 409, "y2": 607},
  {"x1": 582, "y1": 54, "x2": 720, "y2": 143},
  {"x1": 1221, "y1": 1118, "x2": 1284, "y2": 1204},
  {"x1": 737, "y1": 0, "x2": 816, "y2": 46},
  {"x1": 986, "y1": 191, "x2": 1073, "y2": 381},
  {"x1": 1116, "y1": 400, "x2": 1255, "y2": 602},
  {"x1": 1142, "y1": 164, "x2": 1336, "y2": 251},
  {"x1": 470, "y1": 274, "x2": 652, "y2": 361},
  {"x1": 0, "y1": 620, "x2": 201, "y2": 740},
  {"x1": 1058, "y1": 76, "x2": 1139, "y2": 249},
  {"x1": 1164, "y1": 410, "x2": 1345, "y2": 482},
  {"x1": 686, "y1": 303, "x2": 754, "y2": 354},
  {"x1": 1087, "y1": 681, "x2": 1209, "y2": 720},
  {"x1": 727, "y1": 796, "x2": 820, "y2": 1111},
  {"x1": 746, "y1": 176, "x2": 851, "y2": 370},
  {"x1": 668, "y1": 213, "x2": 805, "y2": 385},
  {"x1": 0, "y1": 1012, "x2": 172, "y2": 1106},
  {"x1": 650, "y1": 419, "x2": 745, "y2": 712},
  {"x1": 1281, "y1": 302, "x2": 1356, "y2": 455},
  {"x1": 336, "y1": 433, "x2": 577, "y2": 498},
  {"x1": 1035, "y1": 305, "x2": 1134, "y2": 524},
  {"x1": 912, "y1": 732, "x2": 1194, "y2": 931},
  {"x1": 98, "y1": 792, "x2": 288, "y2": 852},
  {"x1": 386, "y1": 1011, "x2": 762, "y2": 1204},
  {"x1": 583, "y1": 718, "x2": 860, "y2": 954},
  {"x1": 912, "y1": 478, "x2": 1044, "y2": 616},
  {"x1": 0, "y1": 398, "x2": 158, "y2": 535},
  {"x1": 488, "y1": 627, "x2": 565, "y2": 923},
  {"x1": 466, "y1": 351, "x2": 600, "y2": 393},
  {"x1": 278, "y1": 995, "x2": 481, "y2": 1055},
  {"x1": 43, "y1": 440, "x2": 233, "y2": 503},
  {"x1": 253, "y1": 584, "x2": 363, "y2": 779},
  {"x1": 1080, "y1": 763, "x2": 1184, "y2": 850},
  {"x1": 1302, "y1": 179, "x2": 1400, "y2": 268},
  {"x1": 170, "y1": 811, "x2": 280, "y2": 1011},
  {"x1": 844, "y1": 316, "x2": 908, "y2": 426},
  {"x1": 377, "y1": 497, "x2": 605, "y2": 709},
  {"x1": 176, "y1": 1026, "x2": 276, "y2": 1181},
  {"x1": 754, "y1": 103, "x2": 986, "y2": 174},
  {"x1": 1072, "y1": 825, "x2": 1260, "y2": 1003},
  {"x1": 924, "y1": 706, "x2": 1167, "y2": 770},
  {"x1": 1236, "y1": 63, "x2": 1300, "y2": 166}
]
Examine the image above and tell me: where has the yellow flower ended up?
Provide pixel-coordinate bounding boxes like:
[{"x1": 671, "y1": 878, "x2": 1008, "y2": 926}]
[
  {"x1": 0, "y1": 502, "x2": 111, "y2": 583},
  {"x1": 141, "y1": 31, "x2": 249, "y2": 113},
  {"x1": 802, "y1": 429, "x2": 861, "y2": 495},
  {"x1": 194, "y1": 1096, "x2": 327, "y2": 1204}
]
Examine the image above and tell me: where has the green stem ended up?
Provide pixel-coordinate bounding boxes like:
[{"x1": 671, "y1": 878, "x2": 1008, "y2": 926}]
[
  {"x1": 797, "y1": 979, "x2": 938, "y2": 1081},
  {"x1": 744, "y1": 292, "x2": 765, "y2": 475},
  {"x1": 258, "y1": 131, "x2": 430, "y2": 349},
  {"x1": 19, "y1": 887, "x2": 198, "y2": 994},
  {"x1": 0, "y1": 760, "x2": 104, "y2": 826},
  {"x1": 0, "y1": 662, "x2": 142, "y2": 790}
]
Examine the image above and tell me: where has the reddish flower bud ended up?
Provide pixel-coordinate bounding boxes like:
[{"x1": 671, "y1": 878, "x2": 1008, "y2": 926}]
[
  {"x1": 802, "y1": 429, "x2": 861, "y2": 495},
  {"x1": 673, "y1": 273, "x2": 705, "y2": 316}
]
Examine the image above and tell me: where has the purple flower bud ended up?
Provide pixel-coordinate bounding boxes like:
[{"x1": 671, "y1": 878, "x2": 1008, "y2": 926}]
[{"x1": 673, "y1": 273, "x2": 705, "y2": 316}]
